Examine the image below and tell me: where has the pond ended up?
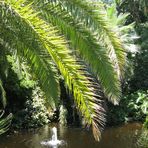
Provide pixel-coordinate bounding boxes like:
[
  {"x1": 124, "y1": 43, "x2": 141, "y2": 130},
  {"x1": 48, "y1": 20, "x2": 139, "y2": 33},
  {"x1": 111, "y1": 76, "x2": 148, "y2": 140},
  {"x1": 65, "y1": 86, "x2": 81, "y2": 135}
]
[{"x1": 0, "y1": 122, "x2": 143, "y2": 148}]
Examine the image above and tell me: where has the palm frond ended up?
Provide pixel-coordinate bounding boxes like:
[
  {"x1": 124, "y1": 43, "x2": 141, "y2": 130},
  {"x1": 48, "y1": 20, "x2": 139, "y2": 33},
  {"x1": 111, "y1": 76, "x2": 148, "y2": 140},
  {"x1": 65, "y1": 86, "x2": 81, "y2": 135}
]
[
  {"x1": 106, "y1": 4, "x2": 138, "y2": 53},
  {"x1": 0, "y1": 26, "x2": 60, "y2": 109},
  {"x1": 55, "y1": 0, "x2": 126, "y2": 78},
  {"x1": 0, "y1": 0, "x2": 106, "y2": 141},
  {"x1": 31, "y1": 0, "x2": 121, "y2": 104}
]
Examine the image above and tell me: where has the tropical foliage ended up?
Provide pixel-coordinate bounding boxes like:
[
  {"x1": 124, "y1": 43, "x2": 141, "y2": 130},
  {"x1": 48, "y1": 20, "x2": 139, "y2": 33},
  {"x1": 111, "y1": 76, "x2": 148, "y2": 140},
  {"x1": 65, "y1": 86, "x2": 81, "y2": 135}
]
[
  {"x1": 3, "y1": 55, "x2": 50, "y2": 129},
  {"x1": 128, "y1": 23, "x2": 148, "y2": 92},
  {"x1": 0, "y1": 0, "x2": 130, "y2": 140},
  {"x1": 106, "y1": 0, "x2": 148, "y2": 128},
  {"x1": 115, "y1": 0, "x2": 148, "y2": 23}
]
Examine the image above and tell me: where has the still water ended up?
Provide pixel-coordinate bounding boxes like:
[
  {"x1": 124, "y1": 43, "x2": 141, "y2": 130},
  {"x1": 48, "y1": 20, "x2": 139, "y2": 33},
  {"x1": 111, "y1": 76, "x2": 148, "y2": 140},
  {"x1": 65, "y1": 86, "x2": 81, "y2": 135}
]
[{"x1": 0, "y1": 122, "x2": 143, "y2": 148}]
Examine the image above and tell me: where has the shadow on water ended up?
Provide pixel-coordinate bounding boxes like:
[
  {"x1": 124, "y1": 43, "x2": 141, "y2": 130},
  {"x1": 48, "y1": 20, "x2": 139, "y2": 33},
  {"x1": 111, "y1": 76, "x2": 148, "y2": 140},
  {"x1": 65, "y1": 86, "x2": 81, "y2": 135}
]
[{"x1": 0, "y1": 122, "x2": 143, "y2": 148}]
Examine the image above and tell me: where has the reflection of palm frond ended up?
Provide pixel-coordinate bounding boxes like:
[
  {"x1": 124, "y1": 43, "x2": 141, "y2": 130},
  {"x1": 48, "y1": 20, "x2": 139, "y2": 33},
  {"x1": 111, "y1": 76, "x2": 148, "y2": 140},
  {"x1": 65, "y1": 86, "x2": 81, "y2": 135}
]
[{"x1": 137, "y1": 128, "x2": 148, "y2": 148}]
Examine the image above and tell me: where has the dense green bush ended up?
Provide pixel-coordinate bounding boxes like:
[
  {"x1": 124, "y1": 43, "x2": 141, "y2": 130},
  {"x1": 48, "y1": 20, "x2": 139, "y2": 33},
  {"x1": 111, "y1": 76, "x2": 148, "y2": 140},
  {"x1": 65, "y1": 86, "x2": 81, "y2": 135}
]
[
  {"x1": 4, "y1": 56, "x2": 50, "y2": 128},
  {"x1": 107, "y1": 102, "x2": 127, "y2": 125},
  {"x1": 107, "y1": 91, "x2": 148, "y2": 125},
  {"x1": 124, "y1": 91, "x2": 147, "y2": 121}
]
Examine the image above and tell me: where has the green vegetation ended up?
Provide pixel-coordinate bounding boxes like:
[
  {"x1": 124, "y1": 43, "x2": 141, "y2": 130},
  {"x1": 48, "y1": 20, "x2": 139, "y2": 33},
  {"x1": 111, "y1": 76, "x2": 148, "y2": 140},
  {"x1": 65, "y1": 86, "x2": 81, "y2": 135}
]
[
  {"x1": 106, "y1": 0, "x2": 148, "y2": 128},
  {"x1": 0, "y1": 0, "x2": 147, "y2": 145},
  {"x1": 107, "y1": 91, "x2": 148, "y2": 125},
  {"x1": 13, "y1": 86, "x2": 50, "y2": 128}
]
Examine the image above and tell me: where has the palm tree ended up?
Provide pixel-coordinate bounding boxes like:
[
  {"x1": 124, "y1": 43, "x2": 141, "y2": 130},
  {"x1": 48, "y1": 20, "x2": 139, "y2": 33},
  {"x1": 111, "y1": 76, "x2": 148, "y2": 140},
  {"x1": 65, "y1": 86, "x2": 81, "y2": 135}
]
[{"x1": 0, "y1": 0, "x2": 128, "y2": 140}]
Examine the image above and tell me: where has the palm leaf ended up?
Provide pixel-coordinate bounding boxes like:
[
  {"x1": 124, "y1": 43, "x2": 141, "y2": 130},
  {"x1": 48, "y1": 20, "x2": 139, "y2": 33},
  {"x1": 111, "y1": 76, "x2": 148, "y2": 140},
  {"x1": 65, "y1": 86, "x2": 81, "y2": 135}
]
[
  {"x1": 0, "y1": 0, "x2": 106, "y2": 141},
  {"x1": 31, "y1": 0, "x2": 121, "y2": 104},
  {"x1": 106, "y1": 4, "x2": 138, "y2": 53}
]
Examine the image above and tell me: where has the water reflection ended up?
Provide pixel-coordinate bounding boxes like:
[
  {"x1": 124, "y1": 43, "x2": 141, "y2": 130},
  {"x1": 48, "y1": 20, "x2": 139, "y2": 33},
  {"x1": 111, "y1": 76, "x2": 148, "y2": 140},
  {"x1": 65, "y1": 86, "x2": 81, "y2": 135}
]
[{"x1": 0, "y1": 122, "x2": 143, "y2": 148}]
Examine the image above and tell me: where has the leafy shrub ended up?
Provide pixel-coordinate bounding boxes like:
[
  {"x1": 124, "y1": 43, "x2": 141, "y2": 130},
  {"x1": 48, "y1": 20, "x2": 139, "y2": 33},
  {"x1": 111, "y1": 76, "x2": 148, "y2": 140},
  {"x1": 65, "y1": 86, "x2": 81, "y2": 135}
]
[
  {"x1": 13, "y1": 86, "x2": 49, "y2": 128},
  {"x1": 124, "y1": 91, "x2": 147, "y2": 121}
]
